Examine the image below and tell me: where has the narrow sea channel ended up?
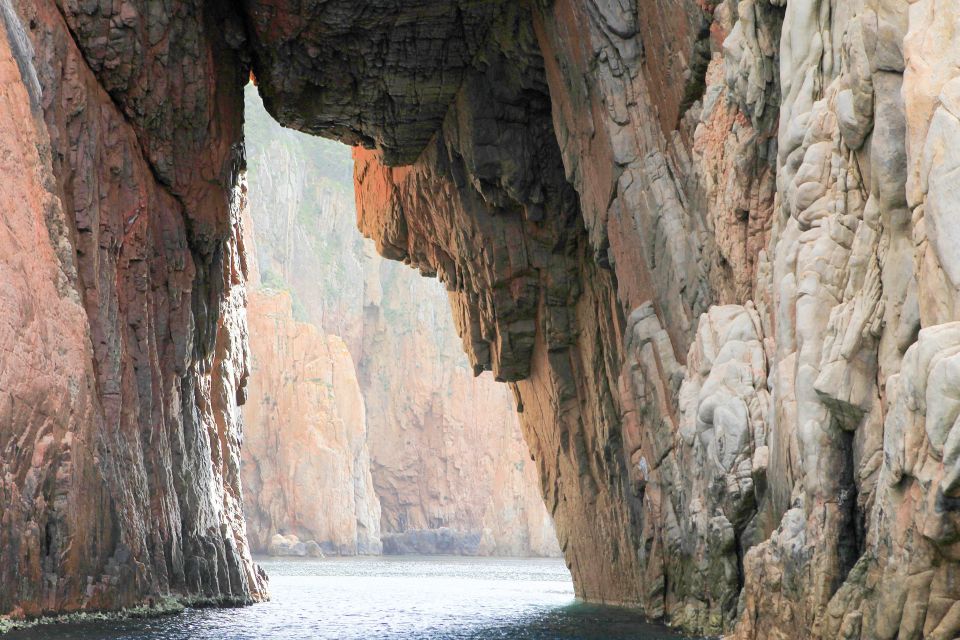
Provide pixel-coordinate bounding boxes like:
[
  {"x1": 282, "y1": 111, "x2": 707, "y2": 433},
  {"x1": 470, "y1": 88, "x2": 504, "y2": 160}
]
[{"x1": 7, "y1": 556, "x2": 703, "y2": 639}]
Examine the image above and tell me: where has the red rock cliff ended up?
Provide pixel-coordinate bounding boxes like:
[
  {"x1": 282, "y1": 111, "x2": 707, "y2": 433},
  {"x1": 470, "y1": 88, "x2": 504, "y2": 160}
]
[
  {"x1": 1, "y1": 0, "x2": 264, "y2": 617},
  {"x1": 241, "y1": 286, "x2": 382, "y2": 556},
  {"x1": 360, "y1": 246, "x2": 560, "y2": 558}
]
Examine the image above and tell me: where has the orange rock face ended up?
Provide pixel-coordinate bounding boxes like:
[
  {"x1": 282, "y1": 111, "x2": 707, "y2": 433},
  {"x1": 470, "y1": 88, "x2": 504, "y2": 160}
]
[
  {"x1": 0, "y1": 16, "x2": 106, "y2": 616},
  {"x1": 360, "y1": 251, "x2": 559, "y2": 558},
  {"x1": 241, "y1": 288, "x2": 381, "y2": 555}
]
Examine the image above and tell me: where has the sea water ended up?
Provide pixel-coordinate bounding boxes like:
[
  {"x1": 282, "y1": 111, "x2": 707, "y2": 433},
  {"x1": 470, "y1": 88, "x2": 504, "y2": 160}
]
[{"x1": 7, "y1": 556, "x2": 703, "y2": 639}]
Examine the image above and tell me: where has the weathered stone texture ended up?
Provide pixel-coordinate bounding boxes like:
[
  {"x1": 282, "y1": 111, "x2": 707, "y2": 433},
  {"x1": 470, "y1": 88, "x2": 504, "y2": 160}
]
[
  {"x1": 0, "y1": 9, "x2": 106, "y2": 616},
  {"x1": 5, "y1": 0, "x2": 960, "y2": 637},
  {"x1": 351, "y1": 4, "x2": 639, "y2": 591},
  {"x1": 1, "y1": 0, "x2": 264, "y2": 618},
  {"x1": 350, "y1": 0, "x2": 960, "y2": 636},
  {"x1": 240, "y1": 0, "x2": 502, "y2": 165}
]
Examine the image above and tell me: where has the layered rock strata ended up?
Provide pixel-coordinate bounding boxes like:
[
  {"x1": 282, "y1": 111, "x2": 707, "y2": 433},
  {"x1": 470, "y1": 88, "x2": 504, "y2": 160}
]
[
  {"x1": 3, "y1": 0, "x2": 960, "y2": 638},
  {"x1": 1, "y1": 0, "x2": 264, "y2": 618}
]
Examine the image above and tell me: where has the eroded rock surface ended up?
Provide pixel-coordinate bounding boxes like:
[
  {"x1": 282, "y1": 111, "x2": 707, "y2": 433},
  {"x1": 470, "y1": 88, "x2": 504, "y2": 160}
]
[
  {"x1": 1, "y1": 0, "x2": 264, "y2": 617},
  {"x1": 241, "y1": 89, "x2": 558, "y2": 558},
  {"x1": 5, "y1": 0, "x2": 960, "y2": 637}
]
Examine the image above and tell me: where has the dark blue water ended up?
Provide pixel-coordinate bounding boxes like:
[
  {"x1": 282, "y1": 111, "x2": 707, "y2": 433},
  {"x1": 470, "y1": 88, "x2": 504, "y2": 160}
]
[{"x1": 7, "y1": 557, "x2": 700, "y2": 639}]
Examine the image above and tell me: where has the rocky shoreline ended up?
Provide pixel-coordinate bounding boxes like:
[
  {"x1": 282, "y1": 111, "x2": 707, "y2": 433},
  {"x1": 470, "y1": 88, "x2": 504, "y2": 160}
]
[{"x1": 0, "y1": 592, "x2": 263, "y2": 636}]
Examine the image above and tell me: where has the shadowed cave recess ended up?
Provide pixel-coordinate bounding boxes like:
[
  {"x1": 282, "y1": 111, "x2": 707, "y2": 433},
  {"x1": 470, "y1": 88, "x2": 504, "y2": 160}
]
[{"x1": 2, "y1": 0, "x2": 960, "y2": 638}]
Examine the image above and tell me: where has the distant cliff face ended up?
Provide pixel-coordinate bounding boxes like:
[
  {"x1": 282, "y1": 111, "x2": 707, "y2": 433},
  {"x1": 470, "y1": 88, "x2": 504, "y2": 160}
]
[
  {"x1": 240, "y1": 286, "x2": 381, "y2": 556},
  {"x1": 360, "y1": 261, "x2": 559, "y2": 557},
  {"x1": 242, "y1": 87, "x2": 558, "y2": 558}
]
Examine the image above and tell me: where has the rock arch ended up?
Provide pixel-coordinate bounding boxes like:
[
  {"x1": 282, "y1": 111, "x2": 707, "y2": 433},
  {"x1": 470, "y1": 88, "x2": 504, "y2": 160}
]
[{"x1": 2, "y1": 1, "x2": 960, "y2": 638}]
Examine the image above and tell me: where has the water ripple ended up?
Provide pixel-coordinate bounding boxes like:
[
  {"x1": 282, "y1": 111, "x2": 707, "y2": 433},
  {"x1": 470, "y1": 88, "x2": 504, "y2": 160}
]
[{"x1": 9, "y1": 557, "x2": 702, "y2": 640}]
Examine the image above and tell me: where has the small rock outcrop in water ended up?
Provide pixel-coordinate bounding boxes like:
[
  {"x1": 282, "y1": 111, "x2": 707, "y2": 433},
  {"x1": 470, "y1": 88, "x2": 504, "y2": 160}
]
[
  {"x1": 267, "y1": 535, "x2": 325, "y2": 558},
  {"x1": 380, "y1": 529, "x2": 481, "y2": 556},
  {"x1": 241, "y1": 87, "x2": 558, "y2": 558},
  {"x1": 5, "y1": 0, "x2": 960, "y2": 637}
]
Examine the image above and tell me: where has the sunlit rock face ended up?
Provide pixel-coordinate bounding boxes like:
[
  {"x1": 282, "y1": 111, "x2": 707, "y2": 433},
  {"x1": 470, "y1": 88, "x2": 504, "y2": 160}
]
[
  {"x1": 241, "y1": 88, "x2": 558, "y2": 558},
  {"x1": 241, "y1": 286, "x2": 382, "y2": 556},
  {"x1": 0, "y1": 12, "x2": 108, "y2": 616},
  {"x1": 5, "y1": 0, "x2": 960, "y2": 636}
]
